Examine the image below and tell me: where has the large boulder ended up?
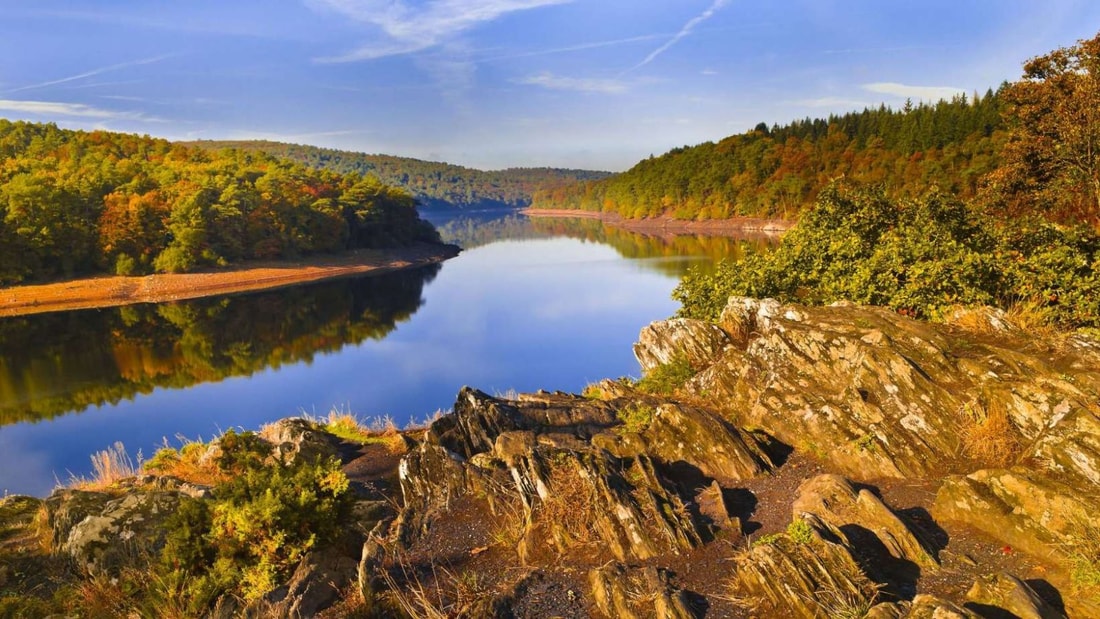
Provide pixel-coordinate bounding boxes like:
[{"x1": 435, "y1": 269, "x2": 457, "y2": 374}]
[{"x1": 45, "y1": 488, "x2": 181, "y2": 574}]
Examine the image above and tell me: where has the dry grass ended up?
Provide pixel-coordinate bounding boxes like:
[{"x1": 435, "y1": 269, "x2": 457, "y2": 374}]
[
  {"x1": 532, "y1": 455, "x2": 602, "y2": 551},
  {"x1": 305, "y1": 408, "x2": 407, "y2": 453},
  {"x1": 1004, "y1": 300, "x2": 1064, "y2": 341},
  {"x1": 959, "y1": 395, "x2": 1024, "y2": 468},
  {"x1": 69, "y1": 442, "x2": 140, "y2": 490},
  {"x1": 1068, "y1": 519, "x2": 1100, "y2": 593},
  {"x1": 142, "y1": 437, "x2": 227, "y2": 487}
]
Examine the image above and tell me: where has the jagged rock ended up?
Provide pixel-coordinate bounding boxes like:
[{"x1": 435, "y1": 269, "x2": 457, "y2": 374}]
[
  {"x1": 594, "y1": 402, "x2": 773, "y2": 482},
  {"x1": 261, "y1": 418, "x2": 343, "y2": 463},
  {"x1": 589, "y1": 563, "x2": 697, "y2": 619},
  {"x1": 665, "y1": 296, "x2": 1100, "y2": 480},
  {"x1": 1031, "y1": 403, "x2": 1100, "y2": 486},
  {"x1": 46, "y1": 488, "x2": 181, "y2": 574},
  {"x1": 965, "y1": 572, "x2": 1066, "y2": 619},
  {"x1": 732, "y1": 514, "x2": 879, "y2": 619},
  {"x1": 635, "y1": 317, "x2": 733, "y2": 371},
  {"x1": 264, "y1": 551, "x2": 358, "y2": 619},
  {"x1": 792, "y1": 474, "x2": 939, "y2": 570},
  {"x1": 932, "y1": 467, "x2": 1097, "y2": 563},
  {"x1": 695, "y1": 481, "x2": 740, "y2": 533},
  {"x1": 905, "y1": 595, "x2": 982, "y2": 618}
]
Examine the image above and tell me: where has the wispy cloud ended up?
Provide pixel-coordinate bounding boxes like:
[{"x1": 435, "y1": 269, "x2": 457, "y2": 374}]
[
  {"x1": 0, "y1": 99, "x2": 157, "y2": 120},
  {"x1": 310, "y1": 0, "x2": 573, "y2": 62},
  {"x1": 862, "y1": 82, "x2": 965, "y2": 101},
  {"x1": 700, "y1": 68, "x2": 718, "y2": 76},
  {"x1": 628, "y1": 0, "x2": 730, "y2": 72},
  {"x1": 516, "y1": 72, "x2": 629, "y2": 94},
  {"x1": 5, "y1": 55, "x2": 172, "y2": 94},
  {"x1": 479, "y1": 33, "x2": 667, "y2": 63}
]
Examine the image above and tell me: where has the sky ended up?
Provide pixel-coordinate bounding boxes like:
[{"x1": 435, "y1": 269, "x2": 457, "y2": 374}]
[{"x1": 1, "y1": 1, "x2": 1099, "y2": 171}]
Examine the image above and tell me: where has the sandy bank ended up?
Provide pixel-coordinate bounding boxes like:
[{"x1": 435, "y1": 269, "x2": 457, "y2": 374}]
[{"x1": 0, "y1": 242, "x2": 460, "y2": 318}]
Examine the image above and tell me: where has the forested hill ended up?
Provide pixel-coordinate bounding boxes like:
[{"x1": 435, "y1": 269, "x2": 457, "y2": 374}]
[
  {"x1": 0, "y1": 120, "x2": 440, "y2": 286},
  {"x1": 532, "y1": 90, "x2": 1004, "y2": 220},
  {"x1": 184, "y1": 140, "x2": 612, "y2": 210}
]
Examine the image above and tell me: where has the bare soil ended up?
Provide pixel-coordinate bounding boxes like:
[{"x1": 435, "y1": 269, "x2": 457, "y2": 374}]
[
  {"x1": 522, "y1": 208, "x2": 793, "y2": 238},
  {"x1": 0, "y1": 242, "x2": 459, "y2": 318}
]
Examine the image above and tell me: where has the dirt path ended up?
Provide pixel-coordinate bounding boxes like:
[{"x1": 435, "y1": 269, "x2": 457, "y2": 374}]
[
  {"x1": 0, "y1": 243, "x2": 460, "y2": 318},
  {"x1": 522, "y1": 208, "x2": 794, "y2": 236}
]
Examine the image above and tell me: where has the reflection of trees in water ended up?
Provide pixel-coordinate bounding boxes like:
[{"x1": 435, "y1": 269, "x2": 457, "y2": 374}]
[
  {"x1": 435, "y1": 214, "x2": 546, "y2": 248},
  {"x1": 527, "y1": 217, "x2": 775, "y2": 277},
  {"x1": 437, "y1": 214, "x2": 774, "y2": 277},
  {"x1": 0, "y1": 265, "x2": 440, "y2": 426}
]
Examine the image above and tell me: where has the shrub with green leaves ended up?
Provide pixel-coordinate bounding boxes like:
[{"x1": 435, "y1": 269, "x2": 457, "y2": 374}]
[
  {"x1": 636, "y1": 355, "x2": 696, "y2": 395},
  {"x1": 154, "y1": 429, "x2": 352, "y2": 610},
  {"x1": 674, "y1": 182, "x2": 1100, "y2": 328}
]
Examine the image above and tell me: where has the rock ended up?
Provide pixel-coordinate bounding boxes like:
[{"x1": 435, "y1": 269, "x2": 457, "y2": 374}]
[
  {"x1": 264, "y1": 550, "x2": 358, "y2": 619},
  {"x1": 634, "y1": 317, "x2": 733, "y2": 371},
  {"x1": 732, "y1": 514, "x2": 879, "y2": 619},
  {"x1": 260, "y1": 418, "x2": 343, "y2": 464},
  {"x1": 792, "y1": 474, "x2": 939, "y2": 571},
  {"x1": 589, "y1": 563, "x2": 697, "y2": 619},
  {"x1": 905, "y1": 595, "x2": 982, "y2": 618},
  {"x1": 965, "y1": 572, "x2": 1066, "y2": 619},
  {"x1": 46, "y1": 488, "x2": 181, "y2": 574},
  {"x1": 594, "y1": 401, "x2": 774, "y2": 482},
  {"x1": 932, "y1": 467, "x2": 1097, "y2": 563},
  {"x1": 664, "y1": 296, "x2": 1100, "y2": 480}
]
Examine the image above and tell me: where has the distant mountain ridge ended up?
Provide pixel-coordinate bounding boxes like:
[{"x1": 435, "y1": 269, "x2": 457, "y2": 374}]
[{"x1": 184, "y1": 140, "x2": 612, "y2": 210}]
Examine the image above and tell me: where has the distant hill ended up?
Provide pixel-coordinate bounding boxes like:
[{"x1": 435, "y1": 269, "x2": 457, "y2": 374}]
[
  {"x1": 184, "y1": 141, "x2": 612, "y2": 210},
  {"x1": 532, "y1": 90, "x2": 1004, "y2": 220}
]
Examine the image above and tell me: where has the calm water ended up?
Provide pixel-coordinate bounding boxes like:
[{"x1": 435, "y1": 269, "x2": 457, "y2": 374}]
[{"x1": 0, "y1": 215, "x2": 769, "y2": 496}]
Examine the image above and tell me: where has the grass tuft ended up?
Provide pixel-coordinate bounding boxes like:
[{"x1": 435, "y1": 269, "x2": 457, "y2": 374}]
[
  {"x1": 959, "y1": 395, "x2": 1023, "y2": 467},
  {"x1": 636, "y1": 355, "x2": 697, "y2": 395},
  {"x1": 71, "y1": 442, "x2": 140, "y2": 490}
]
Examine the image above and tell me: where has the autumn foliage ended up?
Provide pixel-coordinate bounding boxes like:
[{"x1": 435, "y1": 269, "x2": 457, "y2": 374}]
[{"x1": 0, "y1": 121, "x2": 439, "y2": 285}]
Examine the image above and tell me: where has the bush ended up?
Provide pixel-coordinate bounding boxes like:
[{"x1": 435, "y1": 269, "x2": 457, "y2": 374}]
[
  {"x1": 636, "y1": 355, "x2": 696, "y2": 395},
  {"x1": 154, "y1": 430, "x2": 352, "y2": 609},
  {"x1": 674, "y1": 182, "x2": 1100, "y2": 329}
]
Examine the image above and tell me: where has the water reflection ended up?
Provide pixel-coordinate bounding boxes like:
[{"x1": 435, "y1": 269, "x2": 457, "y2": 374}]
[{"x1": 0, "y1": 265, "x2": 440, "y2": 427}]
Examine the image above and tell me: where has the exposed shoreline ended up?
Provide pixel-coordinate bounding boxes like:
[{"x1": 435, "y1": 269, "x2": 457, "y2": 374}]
[
  {"x1": 0, "y1": 242, "x2": 460, "y2": 318},
  {"x1": 522, "y1": 207, "x2": 794, "y2": 236}
]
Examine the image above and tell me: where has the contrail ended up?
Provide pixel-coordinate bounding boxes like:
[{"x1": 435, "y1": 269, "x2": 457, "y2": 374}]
[
  {"x1": 628, "y1": 0, "x2": 730, "y2": 72},
  {"x1": 5, "y1": 55, "x2": 173, "y2": 94}
]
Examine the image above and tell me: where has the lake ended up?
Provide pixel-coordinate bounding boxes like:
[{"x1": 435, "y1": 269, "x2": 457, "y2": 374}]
[{"x1": 0, "y1": 214, "x2": 771, "y2": 497}]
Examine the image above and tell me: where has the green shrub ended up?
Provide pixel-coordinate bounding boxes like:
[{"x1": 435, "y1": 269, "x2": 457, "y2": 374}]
[
  {"x1": 616, "y1": 403, "x2": 656, "y2": 434},
  {"x1": 636, "y1": 355, "x2": 696, "y2": 395},
  {"x1": 674, "y1": 182, "x2": 1100, "y2": 329},
  {"x1": 153, "y1": 430, "x2": 352, "y2": 609}
]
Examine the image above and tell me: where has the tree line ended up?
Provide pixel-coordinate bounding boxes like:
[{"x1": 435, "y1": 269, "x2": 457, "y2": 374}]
[
  {"x1": 0, "y1": 122, "x2": 440, "y2": 286},
  {"x1": 184, "y1": 140, "x2": 611, "y2": 210},
  {"x1": 532, "y1": 91, "x2": 1005, "y2": 220}
]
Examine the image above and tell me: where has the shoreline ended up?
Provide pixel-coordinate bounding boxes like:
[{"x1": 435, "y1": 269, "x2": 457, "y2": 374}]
[
  {"x1": 0, "y1": 242, "x2": 460, "y2": 318},
  {"x1": 522, "y1": 208, "x2": 794, "y2": 236}
]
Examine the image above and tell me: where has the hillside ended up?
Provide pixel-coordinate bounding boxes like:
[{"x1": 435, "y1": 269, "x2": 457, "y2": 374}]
[
  {"x1": 184, "y1": 140, "x2": 612, "y2": 210},
  {"x1": 0, "y1": 121, "x2": 441, "y2": 286},
  {"x1": 533, "y1": 91, "x2": 1005, "y2": 220}
]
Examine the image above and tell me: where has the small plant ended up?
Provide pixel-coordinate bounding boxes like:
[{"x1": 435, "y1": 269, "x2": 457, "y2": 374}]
[
  {"x1": 1069, "y1": 520, "x2": 1100, "y2": 592},
  {"x1": 854, "y1": 434, "x2": 876, "y2": 453},
  {"x1": 787, "y1": 518, "x2": 815, "y2": 545},
  {"x1": 751, "y1": 532, "x2": 784, "y2": 547},
  {"x1": 616, "y1": 403, "x2": 656, "y2": 434},
  {"x1": 143, "y1": 437, "x2": 225, "y2": 487},
  {"x1": 959, "y1": 396, "x2": 1022, "y2": 467},
  {"x1": 636, "y1": 355, "x2": 697, "y2": 395},
  {"x1": 71, "y1": 442, "x2": 140, "y2": 490}
]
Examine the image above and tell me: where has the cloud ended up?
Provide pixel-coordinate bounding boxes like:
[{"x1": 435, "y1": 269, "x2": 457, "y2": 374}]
[
  {"x1": 479, "y1": 33, "x2": 667, "y2": 63},
  {"x1": 516, "y1": 72, "x2": 628, "y2": 94},
  {"x1": 862, "y1": 82, "x2": 965, "y2": 101},
  {"x1": 0, "y1": 99, "x2": 140, "y2": 119},
  {"x1": 700, "y1": 68, "x2": 718, "y2": 76},
  {"x1": 629, "y1": 0, "x2": 730, "y2": 72},
  {"x1": 5, "y1": 55, "x2": 172, "y2": 94},
  {"x1": 310, "y1": 0, "x2": 573, "y2": 62}
]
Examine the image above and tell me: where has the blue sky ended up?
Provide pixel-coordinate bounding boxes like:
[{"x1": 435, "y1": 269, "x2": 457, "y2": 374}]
[{"x1": 1, "y1": 1, "x2": 1098, "y2": 171}]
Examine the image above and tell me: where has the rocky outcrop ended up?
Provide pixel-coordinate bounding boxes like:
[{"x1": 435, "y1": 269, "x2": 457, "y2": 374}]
[
  {"x1": 636, "y1": 297, "x2": 1100, "y2": 483},
  {"x1": 966, "y1": 572, "x2": 1067, "y2": 619},
  {"x1": 793, "y1": 474, "x2": 939, "y2": 571},
  {"x1": 261, "y1": 417, "x2": 345, "y2": 463},
  {"x1": 731, "y1": 514, "x2": 880, "y2": 619},
  {"x1": 589, "y1": 564, "x2": 697, "y2": 619},
  {"x1": 45, "y1": 488, "x2": 181, "y2": 574}
]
